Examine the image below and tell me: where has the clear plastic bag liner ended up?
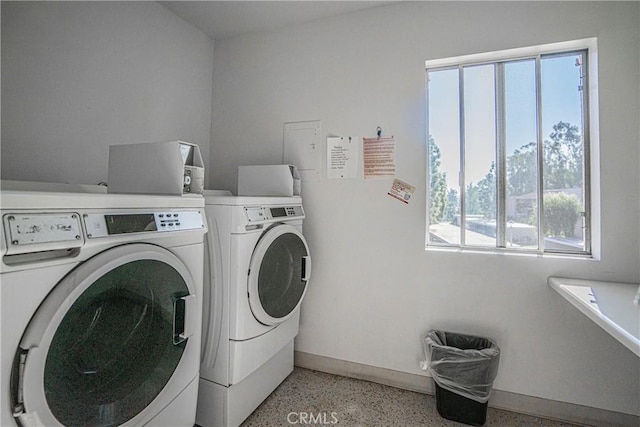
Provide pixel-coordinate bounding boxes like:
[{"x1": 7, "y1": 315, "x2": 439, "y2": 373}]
[{"x1": 420, "y1": 330, "x2": 500, "y2": 403}]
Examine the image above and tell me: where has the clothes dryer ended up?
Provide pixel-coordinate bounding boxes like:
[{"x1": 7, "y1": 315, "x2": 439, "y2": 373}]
[
  {"x1": 197, "y1": 192, "x2": 311, "y2": 427},
  {"x1": 0, "y1": 186, "x2": 206, "y2": 427}
]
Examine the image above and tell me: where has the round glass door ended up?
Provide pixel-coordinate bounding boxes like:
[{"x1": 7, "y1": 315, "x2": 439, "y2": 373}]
[
  {"x1": 248, "y1": 224, "x2": 311, "y2": 325},
  {"x1": 13, "y1": 244, "x2": 195, "y2": 427}
]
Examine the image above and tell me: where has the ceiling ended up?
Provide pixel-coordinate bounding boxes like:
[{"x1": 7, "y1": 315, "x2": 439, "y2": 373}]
[{"x1": 160, "y1": 1, "x2": 397, "y2": 40}]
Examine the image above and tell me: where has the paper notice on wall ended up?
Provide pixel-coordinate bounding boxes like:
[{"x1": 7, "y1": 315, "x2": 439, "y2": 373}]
[
  {"x1": 327, "y1": 136, "x2": 358, "y2": 179},
  {"x1": 363, "y1": 136, "x2": 395, "y2": 179},
  {"x1": 388, "y1": 178, "x2": 415, "y2": 204}
]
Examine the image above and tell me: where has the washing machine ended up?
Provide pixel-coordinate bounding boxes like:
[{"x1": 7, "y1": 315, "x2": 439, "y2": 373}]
[
  {"x1": 196, "y1": 192, "x2": 311, "y2": 427},
  {"x1": 0, "y1": 186, "x2": 207, "y2": 427}
]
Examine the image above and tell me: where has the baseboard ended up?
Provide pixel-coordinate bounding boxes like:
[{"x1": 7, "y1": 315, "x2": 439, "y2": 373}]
[{"x1": 294, "y1": 351, "x2": 639, "y2": 427}]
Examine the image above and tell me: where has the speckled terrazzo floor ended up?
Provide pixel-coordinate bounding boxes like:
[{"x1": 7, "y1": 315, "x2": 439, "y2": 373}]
[{"x1": 241, "y1": 368, "x2": 581, "y2": 427}]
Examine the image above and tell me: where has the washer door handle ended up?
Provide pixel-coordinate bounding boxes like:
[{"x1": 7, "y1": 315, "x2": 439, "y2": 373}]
[
  {"x1": 301, "y1": 255, "x2": 311, "y2": 282},
  {"x1": 173, "y1": 294, "x2": 197, "y2": 345}
]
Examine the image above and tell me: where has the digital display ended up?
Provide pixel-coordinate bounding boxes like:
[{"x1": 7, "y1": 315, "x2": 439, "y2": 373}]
[
  {"x1": 270, "y1": 207, "x2": 287, "y2": 218},
  {"x1": 105, "y1": 214, "x2": 157, "y2": 235}
]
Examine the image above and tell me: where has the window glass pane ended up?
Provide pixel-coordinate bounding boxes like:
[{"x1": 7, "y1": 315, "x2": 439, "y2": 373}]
[
  {"x1": 541, "y1": 53, "x2": 586, "y2": 252},
  {"x1": 427, "y1": 68, "x2": 460, "y2": 245},
  {"x1": 505, "y1": 59, "x2": 539, "y2": 249},
  {"x1": 426, "y1": 44, "x2": 591, "y2": 255},
  {"x1": 463, "y1": 64, "x2": 496, "y2": 247}
]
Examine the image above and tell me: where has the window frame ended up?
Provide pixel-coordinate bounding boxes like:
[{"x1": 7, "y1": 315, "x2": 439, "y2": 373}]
[{"x1": 425, "y1": 38, "x2": 598, "y2": 257}]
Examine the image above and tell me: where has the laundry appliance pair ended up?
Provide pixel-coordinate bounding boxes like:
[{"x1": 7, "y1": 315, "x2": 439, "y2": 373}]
[
  {"x1": 0, "y1": 183, "x2": 207, "y2": 427},
  {"x1": 197, "y1": 192, "x2": 312, "y2": 427}
]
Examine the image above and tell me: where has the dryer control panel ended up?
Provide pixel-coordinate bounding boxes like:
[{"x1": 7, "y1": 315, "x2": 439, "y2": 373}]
[{"x1": 244, "y1": 205, "x2": 304, "y2": 223}]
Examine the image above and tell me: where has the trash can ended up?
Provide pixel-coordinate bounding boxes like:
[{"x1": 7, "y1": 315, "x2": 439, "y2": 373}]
[{"x1": 421, "y1": 330, "x2": 500, "y2": 426}]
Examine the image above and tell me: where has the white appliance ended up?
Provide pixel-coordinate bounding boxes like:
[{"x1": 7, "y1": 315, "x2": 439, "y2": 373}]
[
  {"x1": 197, "y1": 192, "x2": 311, "y2": 427},
  {"x1": 0, "y1": 186, "x2": 207, "y2": 427}
]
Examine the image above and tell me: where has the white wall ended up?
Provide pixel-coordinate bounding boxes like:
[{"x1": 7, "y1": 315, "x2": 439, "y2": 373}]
[
  {"x1": 209, "y1": 1, "x2": 640, "y2": 416},
  {"x1": 1, "y1": 1, "x2": 214, "y2": 185}
]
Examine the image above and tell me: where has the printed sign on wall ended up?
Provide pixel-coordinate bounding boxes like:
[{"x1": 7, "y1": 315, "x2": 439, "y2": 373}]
[
  {"x1": 363, "y1": 136, "x2": 396, "y2": 179},
  {"x1": 327, "y1": 136, "x2": 359, "y2": 179}
]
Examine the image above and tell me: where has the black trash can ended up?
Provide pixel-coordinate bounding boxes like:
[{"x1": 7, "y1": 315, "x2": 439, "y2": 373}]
[{"x1": 422, "y1": 330, "x2": 500, "y2": 426}]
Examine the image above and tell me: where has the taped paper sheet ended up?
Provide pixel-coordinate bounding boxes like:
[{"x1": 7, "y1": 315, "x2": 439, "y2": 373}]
[
  {"x1": 363, "y1": 136, "x2": 395, "y2": 179},
  {"x1": 327, "y1": 136, "x2": 358, "y2": 179}
]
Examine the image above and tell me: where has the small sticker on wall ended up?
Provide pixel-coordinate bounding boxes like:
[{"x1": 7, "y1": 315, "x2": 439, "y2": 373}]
[{"x1": 388, "y1": 178, "x2": 415, "y2": 204}]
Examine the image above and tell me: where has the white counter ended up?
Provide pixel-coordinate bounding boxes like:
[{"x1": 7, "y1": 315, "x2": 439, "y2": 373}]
[{"x1": 548, "y1": 277, "x2": 640, "y2": 357}]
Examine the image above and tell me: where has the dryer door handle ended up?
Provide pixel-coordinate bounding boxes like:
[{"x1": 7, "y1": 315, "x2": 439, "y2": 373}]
[
  {"x1": 173, "y1": 294, "x2": 197, "y2": 345},
  {"x1": 301, "y1": 256, "x2": 311, "y2": 282}
]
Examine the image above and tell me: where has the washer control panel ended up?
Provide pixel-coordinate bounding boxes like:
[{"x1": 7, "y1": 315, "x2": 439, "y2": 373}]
[
  {"x1": 1, "y1": 209, "x2": 204, "y2": 258},
  {"x1": 2, "y1": 213, "x2": 84, "y2": 255},
  {"x1": 244, "y1": 205, "x2": 304, "y2": 224},
  {"x1": 84, "y1": 210, "x2": 204, "y2": 238}
]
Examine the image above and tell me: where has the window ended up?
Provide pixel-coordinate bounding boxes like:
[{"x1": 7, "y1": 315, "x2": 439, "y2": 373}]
[{"x1": 426, "y1": 39, "x2": 596, "y2": 255}]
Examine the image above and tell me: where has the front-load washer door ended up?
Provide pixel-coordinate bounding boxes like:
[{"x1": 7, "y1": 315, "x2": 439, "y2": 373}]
[
  {"x1": 248, "y1": 224, "x2": 311, "y2": 326},
  {"x1": 11, "y1": 243, "x2": 198, "y2": 427}
]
